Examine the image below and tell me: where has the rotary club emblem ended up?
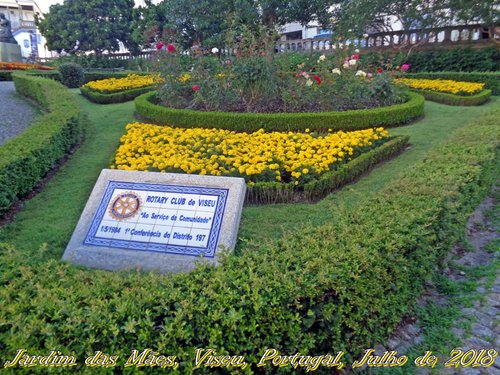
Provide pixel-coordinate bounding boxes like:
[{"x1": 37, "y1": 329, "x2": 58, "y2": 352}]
[{"x1": 108, "y1": 192, "x2": 142, "y2": 221}]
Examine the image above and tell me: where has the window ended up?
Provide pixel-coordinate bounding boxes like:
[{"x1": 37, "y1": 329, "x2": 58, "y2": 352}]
[{"x1": 23, "y1": 39, "x2": 30, "y2": 48}]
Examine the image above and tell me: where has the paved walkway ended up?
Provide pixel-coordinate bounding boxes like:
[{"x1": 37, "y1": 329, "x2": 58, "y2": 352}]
[{"x1": 0, "y1": 81, "x2": 37, "y2": 146}]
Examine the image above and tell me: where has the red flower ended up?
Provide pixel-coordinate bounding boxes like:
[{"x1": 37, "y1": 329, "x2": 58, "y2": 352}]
[
  {"x1": 351, "y1": 54, "x2": 359, "y2": 60},
  {"x1": 156, "y1": 42, "x2": 164, "y2": 50},
  {"x1": 192, "y1": 85, "x2": 199, "y2": 91},
  {"x1": 167, "y1": 44, "x2": 176, "y2": 53},
  {"x1": 377, "y1": 68, "x2": 384, "y2": 73},
  {"x1": 313, "y1": 75, "x2": 321, "y2": 85}
]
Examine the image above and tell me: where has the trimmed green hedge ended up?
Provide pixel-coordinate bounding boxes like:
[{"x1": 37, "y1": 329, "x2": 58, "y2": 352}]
[
  {"x1": 0, "y1": 73, "x2": 85, "y2": 215},
  {"x1": 0, "y1": 97, "x2": 497, "y2": 371},
  {"x1": 411, "y1": 89, "x2": 492, "y2": 106},
  {"x1": 0, "y1": 70, "x2": 61, "y2": 82},
  {"x1": 0, "y1": 71, "x2": 12, "y2": 81},
  {"x1": 0, "y1": 70, "x2": 147, "y2": 86},
  {"x1": 304, "y1": 135, "x2": 409, "y2": 200},
  {"x1": 246, "y1": 136, "x2": 409, "y2": 204},
  {"x1": 135, "y1": 91, "x2": 425, "y2": 132},
  {"x1": 403, "y1": 72, "x2": 500, "y2": 95},
  {"x1": 80, "y1": 85, "x2": 155, "y2": 104}
]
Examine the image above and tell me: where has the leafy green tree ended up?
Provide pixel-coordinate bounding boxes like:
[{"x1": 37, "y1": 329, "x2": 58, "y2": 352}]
[
  {"x1": 331, "y1": 0, "x2": 450, "y2": 35},
  {"x1": 331, "y1": 0, "x2": 499, "y2": 37},
  {"x1": 137, "y1": 0, "x2": 339, "y2": 49},
  {"x1": 36, "y1": 0, "x2": 139, "y2": 55},
  {"x1": 447, "y1": 0, "x2": 499, "y2": 29}
]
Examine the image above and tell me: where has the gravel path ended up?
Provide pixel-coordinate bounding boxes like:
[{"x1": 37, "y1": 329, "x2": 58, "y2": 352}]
[{"x1": 0, "y1": 81, "x2": 38, "y2": 146}]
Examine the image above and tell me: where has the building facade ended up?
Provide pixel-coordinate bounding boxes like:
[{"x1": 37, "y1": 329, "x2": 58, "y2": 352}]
[{"x1": 0, "y1": 0, "x2": 52, "y2": 59}]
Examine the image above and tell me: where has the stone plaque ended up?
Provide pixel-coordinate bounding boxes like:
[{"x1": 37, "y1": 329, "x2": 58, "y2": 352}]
[{"x1": 63, "y1": 169, "x2": 246, "y2": 273}]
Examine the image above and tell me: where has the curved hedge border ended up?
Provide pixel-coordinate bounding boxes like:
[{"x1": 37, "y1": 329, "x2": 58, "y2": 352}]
[
  {"x1": 403, "y1": 71, "x2": 500, "y2": 95},
  {"x1": 0, "y1": 73, "x2": 85, "y2": 215},
  {"x1": 80, "y1": 85, "x2": 155, "y2": 104},
  {"x1": 246, "y1": 136, "x2": 409, "y2": 204},
  {"x1": 135, "y1": 91, "x2": 425, "y2": 132},
  {"x1": 411, "y1": 89, "x2": 492, "y2": 106},
  {"x1": 0, "y1": 100, "x2": 497, "y2": 371}
]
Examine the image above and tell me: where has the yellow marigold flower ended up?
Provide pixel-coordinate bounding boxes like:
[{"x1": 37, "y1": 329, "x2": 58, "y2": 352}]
[{"x1": 112, "y1": 123, "x2": 389, "y2": 187}]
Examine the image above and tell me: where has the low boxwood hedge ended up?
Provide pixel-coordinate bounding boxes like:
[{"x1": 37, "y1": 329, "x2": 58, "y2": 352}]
[
  {"x1": 0, "y1": 69, "x2": 147, "y2": 86},
  {"x1": 246, "y1": 136, "x2": 410, "y2": 204},
  {"x1": 411, "y1": 89, "x2": 492, "y2": 106},
  {"x1": 80, "y1": 85, "x2": 155, "y2": 104},
  {"x1": 403, "y1": 72, "x2": 500, "y2": 95},
  {"x1": 0, "y1": 73, "x2": 85, "y2": 215},
  {"x1": 0, "y1": 71, "x2": 12, "y2": 81},
  {"x1": 0, "y1": 97, "x2": 497, "y2": 372},
  {"x1": 135, "y1": 91, "x2": 425, "y2": 132}
]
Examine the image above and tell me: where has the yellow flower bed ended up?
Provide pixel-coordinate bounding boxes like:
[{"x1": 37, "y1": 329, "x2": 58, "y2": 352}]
[
  {"x1": 112, "y1": 123, "x2": 389, "y2": 186},
  {"x1": 395, "y1": 78, "x2": 484, "y2": 95},
  {"x1": 83, "y1": 74, "x2": 162, "y2": 93}
]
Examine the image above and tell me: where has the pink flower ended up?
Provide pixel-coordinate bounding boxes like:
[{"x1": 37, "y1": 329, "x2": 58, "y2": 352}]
[
  {"x1": 351, "y1": 54, "x2": 359, "y2": 60},
  {"x1": 401, "y1": 63, "x2": 410, "y2": 72},
  {"x1": 156, "y1": 42, "x2": 164, "y2": 50},
  {"x1": 167, "y1": 44, "x2": 176, "y2": 53},
  {"x1": 313, "y1": 75, "x2": 321, "y2": 85},
  {"x1": 192, "y1": 85, "x2": 199, "y2": 91},
  {"x1": 367, "y1": 73, "x2": 373, "y2": 78}
]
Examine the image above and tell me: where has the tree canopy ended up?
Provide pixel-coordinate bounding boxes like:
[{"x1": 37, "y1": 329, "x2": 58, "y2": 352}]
[{"x1": 36, "y1": 0, "x2": 139, "y2": 55}]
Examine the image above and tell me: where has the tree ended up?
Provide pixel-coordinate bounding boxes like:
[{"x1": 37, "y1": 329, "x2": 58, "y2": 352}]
[
  {"x1": 36, "y1": 0, "x2": 139, "y2": 55},
  {"x1": 331, "y1": 0, "x2": 451, "y2": 36},
  {"x1": 136, "y1": 0, "x2": 339, "y2": 49},
  {"x1": 331, "y1": 0, "x2": 499, "y2": 37}
]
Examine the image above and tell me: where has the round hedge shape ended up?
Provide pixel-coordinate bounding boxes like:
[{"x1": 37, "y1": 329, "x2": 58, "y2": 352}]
[
  {"x1": 59, "y1": 62, "x2": 84, "y2": 88},
  {"x1": 135, "y1": 91, "x2": 425, "y2": 132}
]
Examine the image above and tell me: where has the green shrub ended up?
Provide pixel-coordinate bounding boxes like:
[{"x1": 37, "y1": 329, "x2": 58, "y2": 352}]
[
  {"x1": 0, "y1": 71, "x2": 12, "y2": 81},
  {"x1": 25, "y1": 70, "x2": 63, "y2": 82},
  {"x1": 135, "y1": 91, "x2": 425, "y2": 132},
  {"x1": 80, "y1": 85, "x2": 155, "y2": 104},
  {"x1": 0, "y1": 100, "x2": 497, "y2": 372},
  {"x1": 412, "y1": 89, "x2": 492, "y2": 106},
  {"x1": 403, "y1": 72, "x2": 500, "y2": 95},
  {"x1": 59, "y1": 62, "x2": 84, "y2": 88},
  {"x1": 361, "y1": 46, "x2": 500, "y2": 73},
  {"x1": 0, "y1": 73, "x2": 85, "y2": 215}
]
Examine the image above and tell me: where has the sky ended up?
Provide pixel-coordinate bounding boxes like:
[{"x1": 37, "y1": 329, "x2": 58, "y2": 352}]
[{"x1": 37, "y1": 0, "x2": 62, "y2": 12}]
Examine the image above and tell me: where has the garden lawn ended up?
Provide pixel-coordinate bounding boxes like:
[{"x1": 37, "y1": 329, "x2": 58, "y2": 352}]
[{"x1": 0, "y1": 93, "x2": 498, "y2": 257}]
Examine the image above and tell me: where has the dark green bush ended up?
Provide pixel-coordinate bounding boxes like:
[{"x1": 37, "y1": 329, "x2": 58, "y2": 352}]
[
  {"x1": 135, "y1": 91, "x2": 424, "y2": 132},
  {"x1": 361, "y1": 46, "x2": 500, "y2": 73},
  {"x1": 412, "y1": 89, "x2": 492, "y2": 106},
  {"x1": 80, "y1": 85, "x2": 155, "y2": 104},
  {"x1": 0, "y1": 71, "x2": 12, "y2": 81},
  {"x1": 0, "y1": 73, "x2": 85, "y2": 215},
  {"x1": 21, "y1": 70, "x2": 145, "y2": 85},
  {"x1": 0, "y1": 100, "x2": 497, "y2": 372},
  {"x1": 403, "y1": 72, "x2": 500, "y2": 95},
  {"x1": 59, "y1": 62, "x2": 84, "y2": 88}
]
